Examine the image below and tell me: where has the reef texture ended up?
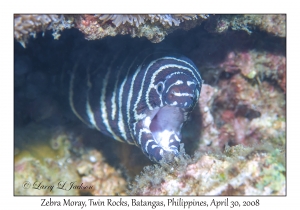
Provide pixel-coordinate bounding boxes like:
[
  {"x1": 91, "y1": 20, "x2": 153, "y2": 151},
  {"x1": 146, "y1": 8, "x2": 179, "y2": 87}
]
[
  {"x1": 129, "y1": 144, "x2": 285, "y2": 195},
  {"x1": 195, "y1": 51, "x2": 286, "y2": 152},
  {"x1": 77, "y1": 14, "x2": 208, "y2": 43},
  {"x1": 128, "y1": 20, "x2": 286, "y2": 194},
  {"x1": 14, "y1": 14, "x2": 285, "y2": 195},
  {"x1": 205, "y1": 14, "x2": 286, "y2": 37},
  {"x1": 14, "y1": 125, "x2": 127, "y2": 195},
  {"x1": 14, "y1": 14, "x2": 286, "y2": 47},
  {"x1": 14, "y1": 14, "x2": 207, "y2": 46},
  {"x1": 14, "y1": 14, "x2": 74, "y2": 48},
  {"x1": 14, "y1": 125, "x2": 80, "y2": 195},
  {"x1": 129, "y1": 47, "x2": 286, "y2": 194},
  {"x1": 76, "y1": 149, "x2": 127, "y2": 195}
]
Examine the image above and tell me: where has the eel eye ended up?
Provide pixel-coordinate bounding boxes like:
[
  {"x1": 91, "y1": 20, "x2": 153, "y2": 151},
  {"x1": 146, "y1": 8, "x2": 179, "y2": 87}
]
[{"x1": 156, "y1": 82, "x2": 164, "y2": 94}]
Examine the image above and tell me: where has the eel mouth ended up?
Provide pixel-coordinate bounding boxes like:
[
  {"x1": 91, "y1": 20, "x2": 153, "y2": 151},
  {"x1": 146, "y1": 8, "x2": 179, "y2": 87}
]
[{"x1": 146, "y1": 105, "x2": 185, "y2": 153}]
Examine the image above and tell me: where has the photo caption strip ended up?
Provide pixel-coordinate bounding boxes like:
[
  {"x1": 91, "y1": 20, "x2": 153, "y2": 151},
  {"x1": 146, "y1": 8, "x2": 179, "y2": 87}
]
[{"x1": 38, "y1": 197, "x2": 262, "y2": 209}]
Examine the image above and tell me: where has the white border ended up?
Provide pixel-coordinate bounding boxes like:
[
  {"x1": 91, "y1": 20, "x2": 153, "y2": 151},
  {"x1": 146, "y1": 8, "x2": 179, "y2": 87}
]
[{"x1": 2, "y1": 0, "x2": 296, "y2": 209}]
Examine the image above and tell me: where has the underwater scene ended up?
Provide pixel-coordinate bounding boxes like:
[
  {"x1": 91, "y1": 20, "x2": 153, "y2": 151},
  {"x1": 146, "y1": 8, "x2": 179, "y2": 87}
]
[{"x1": 14, "y1": 14, "x2": 286, "y2": 195}]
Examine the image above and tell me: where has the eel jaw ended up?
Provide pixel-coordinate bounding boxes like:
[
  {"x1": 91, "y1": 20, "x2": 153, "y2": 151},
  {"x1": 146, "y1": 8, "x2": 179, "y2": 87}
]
[{"x1": 143, "y1": 105, "x2": 185, "y2": 160}]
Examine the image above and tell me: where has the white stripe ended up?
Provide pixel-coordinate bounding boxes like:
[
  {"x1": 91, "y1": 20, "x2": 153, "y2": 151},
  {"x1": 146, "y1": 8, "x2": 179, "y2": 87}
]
[
  {"x1": 159, "y1": 149, "x2": 163, "y2": 156},
  {"x1": 111, "y1": 94, "x2": 117, "y2": 120},
  {"x1": 135, "y1": 57, "x2": 167, "y2": 111},
  {"x1": 86, "y1": 101, "x2": 96, "y2": 128},
  {"x1": 194, "y1": 89, "x2": 200, "y2": 99},
  {"x1": 165, "y1": 79, "x2": 184, "y2": 93},
  {"x1": 124, "y1": 50, "x2": 163, "y2": 140},
  {"x1": 133, "y1": 56, "x2": 200, "y2": 119},
  {"x1": 138, "y1": 128, "x2": 151, "y2": 146},
  {"x1": 146, "y1": 63, "x2": 196, "y2": 110},
  {"x1": 170, "y1": 145, "x2": 178, "y2": 149},
  {"x1": 133, "y1": 55, "x2": 160, "y2": 122},
  {"x1": 145, "y1": 140, "x2": 154, "y2": 153},
  {"x1": 170, "y1": 101, "x2": 178, "y2": 106},
  {"x1": 173, "y1": 92, "x2": 193, "y2": 97},
  {"x1": 127, "y1": 65, "x2": 142, "y2": 140},
  {"x1": 69, "y1": 65, "x2": 89, "y2": 126},
  {"x1": 86, "y1": 67, "x2": 99, "y2": 130},
  {"x1": 165, "y1": 56, "x2": 202, "y2": 84},
  {"x1": 100, "y1": 71, "x2": 122, "y2": 141},
  {"x1": 111, "y1": 56, "x2": 129, "y2": 121},
  {"x1": 111, "y1": 69, "x2": 121, "y2": 120},
  {"x1": 118, "y1": 55, "x2": 141, "y2": 141},
  {"x1": 118, "y1": 79, "x2": 128, "y2": 140},
  {"x1": 143, "y1": 116, "x2": 151, "y2": 129},
  {"x1": 152, "y1": 145, "x2": 159, "y2": 149},
  {"x1": 131, "y1": 56, "x2": 167, "y2": 136},
  {"x1": 174, "y1": 134, "x2": 181, "y2": 142},
  {"x1": 187, "y1": 80, "x2": 195, "y2": 86}
]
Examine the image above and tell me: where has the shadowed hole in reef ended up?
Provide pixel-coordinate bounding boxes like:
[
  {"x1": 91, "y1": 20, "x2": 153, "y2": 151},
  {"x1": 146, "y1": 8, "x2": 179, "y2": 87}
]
[{"x1": 14, "y1": 23, "x2": 285, "y2": 178}]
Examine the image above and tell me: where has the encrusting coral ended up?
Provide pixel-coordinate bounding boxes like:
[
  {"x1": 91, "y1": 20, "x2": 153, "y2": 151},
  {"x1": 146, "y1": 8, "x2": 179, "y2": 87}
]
[
  {"x1": 14, "y1": 15, "x2": 286, "y2": 195},
  {"x1": 126, "y1": 25, "x2": 286, "y2": 195},
  {"x1": 205, "y1": 14, "x2": 286, "y2": 37},
  {"x1": 129, "y1": 143, "x2": 285, "y2": 195},
  {"x1": 14, "y1": 14, "x2": 286, "y2": 47},
  {"x1": 76, "y1": 149, "x2": 127, "y2": 195},
  {"x1": 202, "y1": 51, "x2": 286, "y2": 150},
  {"x1": 14, "y1": 14, "x2": 207, "y2": 47},
  {"x1": 95, "y1": 14, "x2": 200, "y2": 27},
  {"x1": 14, "y1": 125, "x2": 81, "y2": 195},
  {"x1": 14, "y1": 14, "x2": 74, "y2": 47},
  {"x1": 14, "y1": 125, "x2": 127, "y2": 195},
  {"x1": 70, "y1": 14, "x2": 209, "y2": 43}
]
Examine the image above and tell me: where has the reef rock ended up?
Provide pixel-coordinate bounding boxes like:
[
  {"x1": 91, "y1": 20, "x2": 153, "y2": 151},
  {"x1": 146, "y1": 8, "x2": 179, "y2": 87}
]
[
  {"x1": 129, "y1": 144, "x2": 285, "y2": 195},
  {"x1": 14, "y1": 14, "x2": 285, "y2": 47}
]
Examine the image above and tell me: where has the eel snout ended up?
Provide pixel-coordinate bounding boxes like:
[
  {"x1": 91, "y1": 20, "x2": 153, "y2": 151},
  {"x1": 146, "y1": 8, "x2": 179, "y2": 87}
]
[{"x1": 142, "y1": 105, "x2": 185, "y2": 161}]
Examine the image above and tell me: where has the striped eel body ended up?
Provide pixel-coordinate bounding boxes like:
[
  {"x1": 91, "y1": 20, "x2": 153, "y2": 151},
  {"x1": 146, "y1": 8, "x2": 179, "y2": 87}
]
[{"x1": 69, "y1": 45, "x2": 202, "y2": 162}]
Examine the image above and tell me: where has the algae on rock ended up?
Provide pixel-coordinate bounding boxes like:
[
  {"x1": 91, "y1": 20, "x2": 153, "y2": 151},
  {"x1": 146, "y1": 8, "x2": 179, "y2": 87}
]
[{"x1": 129, "y1": 143, "x2": 285, "y2": 195}]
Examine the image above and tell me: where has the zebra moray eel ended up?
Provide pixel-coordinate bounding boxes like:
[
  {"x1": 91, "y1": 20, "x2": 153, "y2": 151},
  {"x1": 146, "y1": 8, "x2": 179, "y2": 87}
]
[{"x1": 69, "y1": 46, "x2": 202, "y2": 162}]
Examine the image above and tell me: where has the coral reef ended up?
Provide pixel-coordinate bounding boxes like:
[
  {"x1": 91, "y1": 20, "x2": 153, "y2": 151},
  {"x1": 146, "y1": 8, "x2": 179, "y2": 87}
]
[
  {"x1": 95, "y1": 14, "x2": 201, "y2": 27},
  {"x1": 14, "y1": 125, "x2": 80, "y2": 195},
  {"x1": 14, "y1": 14, "x2": 285, "y2": 47},
  {"x1": 129, "y1": 144, "x2": 285, "y2": 195},
  {"x1": 178, "y1": 47, "x2": 286, "y2": 154},
  {"x1": 126, "y1": 19, "x2": 286, "y2": 195},
  {"x1": 76, "y1": 149, "x2": 127, "y2": 195},
  {"x1": 14, "y1": 15, "x2": 286, "y2": 195},
  {"x1": 197, "y1": 51, "x2": 286, "y2": 150},
  {"x1": 14, "y1": 14, "x2": 74, "y2": 47},
  {"x1": 204, "y1": 15, "x2": 286, "y2": 37},
  {"x1": 14, "y1": 14, "x2": 207, "y2": 46},
  {"x1": 14, "y1": 124, "x2": 127, "y2": 195},
  {"x1": 219, "y1": 51, "x2": 286, "y2": 92},
  {"x1": 75, "y1": 14, "x2": 208, "y2": 43},
  {"x1": 197, "y1": 84, "x2": 220, "y2": 148}
]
